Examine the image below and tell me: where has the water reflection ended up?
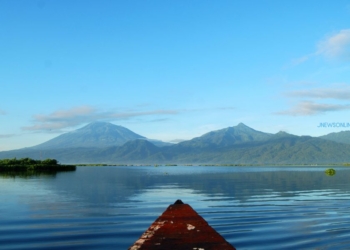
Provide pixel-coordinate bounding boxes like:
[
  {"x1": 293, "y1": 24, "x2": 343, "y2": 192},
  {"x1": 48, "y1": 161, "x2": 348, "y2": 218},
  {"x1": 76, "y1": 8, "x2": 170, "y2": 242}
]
[
  {"x1": 6, "y1": 166, "x2": 350, "y2": 204},
  {"x1": 0, "y1": 170, "x2": 57, "y2": 179},
  {"x1": 1, "y1": 166, "x2": 350, "y2": 249}
]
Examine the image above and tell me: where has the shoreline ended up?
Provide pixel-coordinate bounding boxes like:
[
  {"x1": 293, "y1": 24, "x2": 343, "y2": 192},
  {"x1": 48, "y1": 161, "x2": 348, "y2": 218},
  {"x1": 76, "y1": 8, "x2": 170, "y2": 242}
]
[{"x1": 73, "y1": 163, "x2": 350, "y2": 167}]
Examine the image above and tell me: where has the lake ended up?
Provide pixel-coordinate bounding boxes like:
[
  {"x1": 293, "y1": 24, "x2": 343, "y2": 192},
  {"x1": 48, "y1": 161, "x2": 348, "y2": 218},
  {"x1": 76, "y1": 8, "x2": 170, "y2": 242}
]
[{"x1": 1, "y1": 166, "x2": 350, "y2": 249}]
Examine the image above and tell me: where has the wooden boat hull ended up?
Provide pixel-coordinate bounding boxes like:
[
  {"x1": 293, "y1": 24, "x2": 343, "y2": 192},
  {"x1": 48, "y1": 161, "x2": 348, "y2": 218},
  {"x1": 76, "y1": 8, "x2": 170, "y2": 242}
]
[{"x1": 129, "y1": 200, "x2": 236, "y2": 250}]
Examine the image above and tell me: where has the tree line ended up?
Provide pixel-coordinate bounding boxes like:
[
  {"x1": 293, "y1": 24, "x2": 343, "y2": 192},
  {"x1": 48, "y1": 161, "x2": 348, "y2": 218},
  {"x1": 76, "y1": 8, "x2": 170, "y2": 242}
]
[{"x1": 0, "y1": 158, "x2": 75, "y2": 171}]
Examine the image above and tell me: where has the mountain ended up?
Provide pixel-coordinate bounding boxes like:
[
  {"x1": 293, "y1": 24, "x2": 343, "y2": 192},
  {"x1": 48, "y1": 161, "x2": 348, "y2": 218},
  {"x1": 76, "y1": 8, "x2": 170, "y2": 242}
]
[
  {"x1": 32, "y1": 121, "x2": 170, "y2": 149},
  {"x1": 110, "y1": 140, "x2": 166, "y2": 162},
  {"x1": 319, "y1": 131, "x2": 350, "y2": 145},
  {"x1": 2, "y1": 122, "x2": 350, "y2": 164},
  {"x1": 162, "y1": 128, "x2": 350, "y2": 164},
  {"x1": 172, "y1": 123, "x2": 273, "y2": 150},
  {"x1": 180, "y1": 135, "x2": 350, "y2": 164},
  {"x1": 269, "y1": 131, "x2": 296, "y2": 139}
]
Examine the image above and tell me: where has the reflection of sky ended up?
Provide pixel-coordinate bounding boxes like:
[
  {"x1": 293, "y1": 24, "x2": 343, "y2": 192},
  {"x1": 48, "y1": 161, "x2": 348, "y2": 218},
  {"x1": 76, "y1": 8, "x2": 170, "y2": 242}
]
[
  {"x1": 0, "y1": 177, "x2": 55, "y2": 209},
  {"x1": 128, "y1": 185, "x2": 217, "y2": 209}
]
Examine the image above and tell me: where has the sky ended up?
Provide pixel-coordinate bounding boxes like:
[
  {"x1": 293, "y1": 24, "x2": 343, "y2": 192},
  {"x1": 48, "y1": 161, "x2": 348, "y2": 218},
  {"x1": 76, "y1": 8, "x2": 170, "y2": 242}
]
[{"x1": 1, "y1": 0, "x2": 350, "y2": 151}]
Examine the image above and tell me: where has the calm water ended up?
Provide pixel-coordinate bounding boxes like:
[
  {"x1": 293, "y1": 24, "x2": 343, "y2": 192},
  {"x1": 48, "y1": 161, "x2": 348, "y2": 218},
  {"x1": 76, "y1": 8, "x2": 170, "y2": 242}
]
[{"x1": 1, "y1": 166, "x2": 350, "y2": 249}]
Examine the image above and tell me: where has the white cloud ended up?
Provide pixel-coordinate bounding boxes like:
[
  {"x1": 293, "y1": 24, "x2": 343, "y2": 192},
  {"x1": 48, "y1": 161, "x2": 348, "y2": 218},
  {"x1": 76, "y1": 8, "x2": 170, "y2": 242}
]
[
  {"x1": 290, "y1": 54, "x2": 314, "y2": 67},
  {"x1": 290, "y1": 29, "x2": 350, "y2": 65},
  {"x1": 277, "y1": 86, "x2": 350, "y2": 116},
  {"x1": 216, "y1": 106, "x2": 236, "y2": 111},
  {"x1": 285, "y1": 87, "x2": 350, "y2": 100},
  {"x1": 22, "y1": 106, "x2": 180, "y2": 132},
  {"x1": 275, "y1": 101, "x2": 350, "y2": 116},
  {"x1": 0, "y1": 134, "x2": 15, "y2": 138},
  {"x1": 317, "y1": 29, "x2": 350, "y2": 60},
  {"x1": 21, "y1": 105, "x2": 236, "y2": 133}
]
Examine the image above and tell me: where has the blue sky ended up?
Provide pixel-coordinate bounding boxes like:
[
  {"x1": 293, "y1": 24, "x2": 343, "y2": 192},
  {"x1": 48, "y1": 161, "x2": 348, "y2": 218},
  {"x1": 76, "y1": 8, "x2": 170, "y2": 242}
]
[{"x1": 1, "y1": 0, "x2": 350, "y2": 151}]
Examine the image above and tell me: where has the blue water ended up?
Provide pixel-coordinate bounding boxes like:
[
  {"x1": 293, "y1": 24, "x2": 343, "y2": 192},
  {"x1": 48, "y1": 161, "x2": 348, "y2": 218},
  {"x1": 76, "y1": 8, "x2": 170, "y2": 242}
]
[{"x1": 0, "y1": 166, "x2": 350, "y2": 249}]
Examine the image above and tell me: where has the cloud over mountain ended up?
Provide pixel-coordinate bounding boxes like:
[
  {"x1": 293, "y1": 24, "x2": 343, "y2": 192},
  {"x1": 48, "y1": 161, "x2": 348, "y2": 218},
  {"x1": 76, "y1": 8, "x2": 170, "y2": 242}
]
[
  {"x1": 22, "y1": 106, "x2": 180, "y2": 133},
  {"x1": 0, "y1": 134, "x2": 15, "y2": 138}
]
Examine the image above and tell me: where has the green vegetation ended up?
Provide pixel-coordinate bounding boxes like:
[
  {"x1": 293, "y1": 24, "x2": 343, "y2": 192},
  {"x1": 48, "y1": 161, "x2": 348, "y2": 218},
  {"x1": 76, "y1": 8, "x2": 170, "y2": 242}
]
[
  {"x1": 325, "y1": 168, "x2": 336, "y2": 176},
  {"x1": 0, "y1": 158, "x2": 76, "y2": 171}
]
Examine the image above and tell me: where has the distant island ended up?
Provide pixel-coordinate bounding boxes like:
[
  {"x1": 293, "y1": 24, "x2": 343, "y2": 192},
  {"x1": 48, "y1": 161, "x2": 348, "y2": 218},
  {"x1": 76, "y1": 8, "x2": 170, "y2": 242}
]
[{"x1": 0, "y1": 158, "x2": 76, "y2": 172}]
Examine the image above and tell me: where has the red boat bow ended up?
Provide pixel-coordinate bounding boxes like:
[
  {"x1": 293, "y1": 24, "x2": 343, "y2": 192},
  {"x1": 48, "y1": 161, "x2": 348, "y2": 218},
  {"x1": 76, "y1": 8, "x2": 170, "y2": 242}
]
[{"x1": 129, "y1": 200, "x2": 236, "y2": 250}]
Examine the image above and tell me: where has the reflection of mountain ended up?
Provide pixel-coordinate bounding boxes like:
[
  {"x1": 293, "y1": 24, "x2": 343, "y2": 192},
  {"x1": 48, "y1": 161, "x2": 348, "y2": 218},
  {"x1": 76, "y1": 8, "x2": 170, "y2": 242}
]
[
  {"x1": 39, "y1": 167, "x2": 350, "y2": 205},
  {"x1": 1, "y1": 122, "x2": 350, "y2": 164}
]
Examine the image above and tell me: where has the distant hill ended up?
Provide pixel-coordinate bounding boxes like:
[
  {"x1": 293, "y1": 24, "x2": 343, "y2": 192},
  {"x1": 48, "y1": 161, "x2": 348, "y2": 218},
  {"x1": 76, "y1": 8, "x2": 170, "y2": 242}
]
[
  {"x1": 319, "y1": 131, "x2": 350, "y2": 145},
  {"x1": 1, "y1": 122, "x2": 350, "y2": 164}
]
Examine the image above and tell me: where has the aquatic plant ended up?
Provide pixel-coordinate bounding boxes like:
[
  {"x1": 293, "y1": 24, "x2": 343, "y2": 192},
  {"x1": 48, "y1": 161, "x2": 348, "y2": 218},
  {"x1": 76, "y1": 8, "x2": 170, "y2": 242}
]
[{"x1": 324, "y1": 168, "x2": 336, "y2": 176}]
